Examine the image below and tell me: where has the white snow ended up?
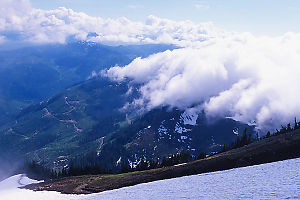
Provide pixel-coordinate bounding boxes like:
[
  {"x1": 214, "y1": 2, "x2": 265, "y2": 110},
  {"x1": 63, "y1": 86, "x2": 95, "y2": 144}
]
[
  {"x1": 0, "y1": 174, "x2": 41, "y2": 191},
  {"x1": 181, "y1": 136, "x2": 188, "y2": 140},
  {"x1": 233, "y1": 127, "x2": 239, "y2": 135},
  {"x1": 174, "y1": 122, "x2": 191, "y2": 134},
  {"x1": 116, "y1": 157, "x2": 122, "y2": 166},
  {"x1": 158, "y1": 124, "x2": 168, "y2": 136},
  {"x1": 0, "y1": 174, "x2": 79, "y2": 200},
  {"x1": 180, "y1": 109, "x2": 198, "y2": 126},
  {"x1": 1, "y1": 158, "x2": 300, "y2": 199},
  {"x1": 174, "y1": 109, "x2": 198, "y2": 134}
]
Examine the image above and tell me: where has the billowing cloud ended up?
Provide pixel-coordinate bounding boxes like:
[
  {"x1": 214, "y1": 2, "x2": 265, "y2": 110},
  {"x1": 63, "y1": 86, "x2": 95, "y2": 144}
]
[
  {"x1": 2, "y1": 0, "x2": 300, "y2": 132},
  {"x1": 0, "y1": 0, "x2": 220, "y2": 45},
  {"x1": 106, "y1": 32, "x2": 300, "y2": 131}
]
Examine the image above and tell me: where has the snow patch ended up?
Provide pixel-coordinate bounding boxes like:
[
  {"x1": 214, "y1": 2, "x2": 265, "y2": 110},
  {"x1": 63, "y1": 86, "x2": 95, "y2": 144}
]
[
  {"x1": 233, "y1": 127, "x2": 239, "y2": 135},
  {"x1": 174, "y1": 123, "x2": 191, "y2": 134},
  {"x1": 181, "y1": 136, "x2": 188, "y2": 140},
  {"x1": 116, "y1": 157, "x2": 122, "y2": 166},
  {"x1": 1, "y1": 159, "x2": 300, "y2": 199},
  {"x1": 158, "y1": 124, "x2": 168, "y2": 136},
  {"x1": 180, "y1": 109, "x2": 198, "y2": 125},
  {"x1": 0, "y1": 174, "x2": 42, "y2": 191}
]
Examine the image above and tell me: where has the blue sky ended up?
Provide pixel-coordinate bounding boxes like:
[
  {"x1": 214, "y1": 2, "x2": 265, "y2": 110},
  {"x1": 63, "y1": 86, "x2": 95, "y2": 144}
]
[{"x1": 30, "y1": 0, "x2": 300, "y2": 35}]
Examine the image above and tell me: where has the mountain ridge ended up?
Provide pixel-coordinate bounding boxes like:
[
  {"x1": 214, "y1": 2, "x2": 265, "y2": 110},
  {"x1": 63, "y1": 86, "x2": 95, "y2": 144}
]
[
  {"x1": 0, "y1": 43, "x2": 175, "y2": 124},
  {"x1": 0, "y1": 76, "x2": 253, "y2": 171},
  {"x1": 24, "y1": 129, "x2": 300, "y2": 194}
]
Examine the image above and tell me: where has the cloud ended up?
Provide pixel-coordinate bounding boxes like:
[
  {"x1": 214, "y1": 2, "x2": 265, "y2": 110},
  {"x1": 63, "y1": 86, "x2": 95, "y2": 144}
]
[
  {"x1": 105, "y1": 32, "x2": 300, "y2": 131},
  {"x1": 127, "y1": 5, "x2": 139, "y2": 9},
  {"x1": 0, "y1": 0, "x2": 32, "y2": 17},
  {"x1": 0, "y1": 0, "x2": 220, "y2": 46},
  {"x1": 2, "y1": 0, "x2": 300, "y2": 132},
  {"x1": 195, "y1": 4, "x2": 210, "y2": 9}
]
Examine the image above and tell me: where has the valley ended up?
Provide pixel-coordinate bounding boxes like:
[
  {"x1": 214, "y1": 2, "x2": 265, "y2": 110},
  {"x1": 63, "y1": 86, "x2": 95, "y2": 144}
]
[{"x1": 1, "y1": 1, "x2": 300, "y2": 199}]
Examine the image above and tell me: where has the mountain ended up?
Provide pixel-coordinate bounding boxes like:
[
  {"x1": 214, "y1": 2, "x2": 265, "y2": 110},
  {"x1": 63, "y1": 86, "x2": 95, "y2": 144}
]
[
  {"x1": 0, "y1": 76, "x2": 253, "y2": 170},
  {"x1": 98, "y1": 107, "x2": 253, "y2": 169},
  {"x1": 24, "y1": 130, "x2": 300, "y2": 195},
  {"x1": 0, "y1": 77, "x2": 136, "y2": 168},
  {"x1": 0, "y1": 43, "x2": 175, "y2": 124}
]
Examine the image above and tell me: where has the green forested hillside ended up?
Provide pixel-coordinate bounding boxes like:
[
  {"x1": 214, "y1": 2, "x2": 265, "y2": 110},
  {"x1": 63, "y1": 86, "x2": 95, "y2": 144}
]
[
  {"x1": 0, "y1": 43, "x2": 175, "y2": 123},
  {"x1": 0, "y1": 76, "x2": 253, "y2": 171}
]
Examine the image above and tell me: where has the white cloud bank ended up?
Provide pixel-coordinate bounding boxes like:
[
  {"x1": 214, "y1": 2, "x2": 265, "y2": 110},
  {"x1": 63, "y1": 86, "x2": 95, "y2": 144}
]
[
  {"x1": 2, "y1": 0, "x2": 300, "y2": 131},
  {"x1": 0, "y1": 0, "x2": 220, "y2": 45},
  {"x1": 106, "y1": 32, "x2": 300, "y2": 131}
]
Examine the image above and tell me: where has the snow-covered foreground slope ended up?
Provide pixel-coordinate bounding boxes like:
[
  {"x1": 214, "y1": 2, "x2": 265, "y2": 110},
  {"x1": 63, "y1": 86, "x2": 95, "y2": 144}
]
[
  {"x1": 1, "y1": 158, "x2": 299, "y2": 200},
  {"x1": 0, "y1": 174, "x2": 41, "y2": 191}
]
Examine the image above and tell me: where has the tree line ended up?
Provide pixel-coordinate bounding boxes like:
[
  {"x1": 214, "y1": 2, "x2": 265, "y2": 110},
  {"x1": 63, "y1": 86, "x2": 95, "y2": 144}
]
[
  {"x1": 22, "y1": 118, "x2": 300, "y2": 179},
  {"x1": 21, "y1": 150, "x2": 206, "y2": 179},
  {"x1": 220, "y1": 118, "x2": 300, "y2": 153}
]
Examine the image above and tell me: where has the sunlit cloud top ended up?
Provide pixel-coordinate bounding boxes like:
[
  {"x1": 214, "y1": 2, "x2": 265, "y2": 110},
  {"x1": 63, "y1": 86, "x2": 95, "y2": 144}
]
[
  {"x1": 0, "y1": 0, "x2": 224, "y2": 46},
  {"x1": 2, "y1": 0, "x2": 300, "y2": 132},
  {"x1": 30, "y1": 0, "x2": 300, "y2": 36},
  {"x1": 105, "y1": 32, "x2": 300, "y2": 131}
]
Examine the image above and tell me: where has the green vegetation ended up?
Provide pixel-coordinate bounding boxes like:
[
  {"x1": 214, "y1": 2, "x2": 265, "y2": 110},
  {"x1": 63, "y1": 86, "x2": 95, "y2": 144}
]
[
  {"x1": 25, "y1": 128, "x2": 300, "y2": 194},
  {"x1": 22, "y1": 119, "x2": 300, "y2": 182},
  {"x1": 0, "y1": 78, "x2": 251, "y2": 172},
  {"x1": 0, "y1": 77, "x2": 136, "y2": 169},
  {"x1": 0, "y1": 43, "x2": 174, "y2": 124},
  {"x1": 221, "y1": 118, "x2": 300, "y2": 153}
]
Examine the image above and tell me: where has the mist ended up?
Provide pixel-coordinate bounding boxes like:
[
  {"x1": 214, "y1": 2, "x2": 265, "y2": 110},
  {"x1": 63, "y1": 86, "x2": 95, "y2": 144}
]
[{"x1": 0, "y1": 156, "x2": 22, "y2": 182}]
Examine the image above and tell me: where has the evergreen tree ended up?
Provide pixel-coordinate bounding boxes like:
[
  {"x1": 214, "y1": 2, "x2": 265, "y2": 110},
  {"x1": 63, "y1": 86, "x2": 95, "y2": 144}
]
[
  {"x1": 294, "y1": 118, "x2": 299, "y2": 130},
  {"x1": 287, "y1": 123, "x2": 292, "y2": 132},
  {"x1": 197, "y1": 152, "x2": 206, "y2": 159}
]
